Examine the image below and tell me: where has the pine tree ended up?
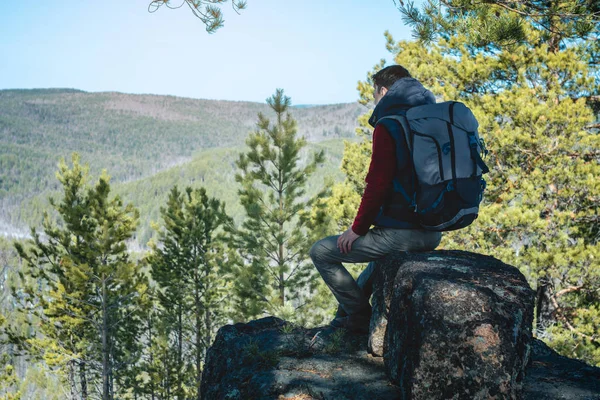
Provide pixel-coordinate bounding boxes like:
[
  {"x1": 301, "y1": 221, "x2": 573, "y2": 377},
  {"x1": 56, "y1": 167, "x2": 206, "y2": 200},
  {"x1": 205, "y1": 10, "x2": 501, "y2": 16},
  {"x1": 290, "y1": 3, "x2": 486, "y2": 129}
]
[
  {"x1": 122, "y1": 284, "x2": 164, "y2": 400},
  {"x1": 396, "y1": 0, "x2": 599, "y2": 46},
  {"x1": 0, "y1": 237, "x2": 65, "y2": 399},
  {"x1": 146, "y1": 185, "x2": 233, "y2": 399},
  {"x1": 230, "y1": 88, "x2": 330, "y2": 326},
  {"x1": 0, "y1": 238, "x2": 22, "y2": 400},
  {"x1": 327, "y1": 2, "x2": 599, "y2": 365},
  {"x1": 0, "y1": 313, "x2": 21, "y2": 400},
  {"x1": 395, "y1": 0, "x2": 600, "y2": 366},
  {"x1": 11, "y1": 153, "x2": 147, "y2": 399}
]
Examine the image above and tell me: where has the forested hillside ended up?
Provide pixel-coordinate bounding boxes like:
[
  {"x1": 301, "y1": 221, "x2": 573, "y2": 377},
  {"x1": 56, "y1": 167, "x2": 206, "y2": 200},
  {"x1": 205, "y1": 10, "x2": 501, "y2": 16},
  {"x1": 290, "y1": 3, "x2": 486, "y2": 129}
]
[
  {"x1": 0, "y1": 89, "x2": 361, "y2": 398},
  {"x1": 0, "y1": 89, "x2": 361, "y2": 241},
  {"x1": 14, "y1": 140, "x2": 346, "y2": 249}
]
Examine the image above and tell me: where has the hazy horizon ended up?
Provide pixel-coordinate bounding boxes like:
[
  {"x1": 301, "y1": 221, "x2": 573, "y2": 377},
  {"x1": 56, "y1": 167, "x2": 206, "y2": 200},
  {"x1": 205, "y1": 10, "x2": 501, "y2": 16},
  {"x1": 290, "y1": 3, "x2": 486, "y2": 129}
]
[{"x1": 0, "y1": 87, "x2": 362, "y2": 106}]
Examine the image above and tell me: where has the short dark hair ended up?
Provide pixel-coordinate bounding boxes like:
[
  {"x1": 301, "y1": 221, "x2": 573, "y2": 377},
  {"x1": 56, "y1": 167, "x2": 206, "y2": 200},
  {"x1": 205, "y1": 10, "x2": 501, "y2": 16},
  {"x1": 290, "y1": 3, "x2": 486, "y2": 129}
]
[{"x1": 372, "y1": 65, "x2": 411, "y2": 90}]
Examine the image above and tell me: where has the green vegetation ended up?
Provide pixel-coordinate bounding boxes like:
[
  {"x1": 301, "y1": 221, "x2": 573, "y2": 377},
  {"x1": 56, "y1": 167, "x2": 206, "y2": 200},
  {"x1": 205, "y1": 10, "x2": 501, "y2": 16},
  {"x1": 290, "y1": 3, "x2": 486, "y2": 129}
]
[
  {"x1": 0, "y1": 89, "x2": 352, "y2": 398},
  {"x1": 12, "y1": 140, "x2": 347, "y2": 250},
  {"x1": 0, "y1": 89, "x2": 362, "y2": 235},
  {"x1": 320, "y1": 0, "x2": 600, "y2": 366},
  {"x1": 152, "y1": 0, "x2": 599, "y2": 37},
  {"x1": 228, "y1": 89, "x2": 332, "y2": 325},
  {"x1": 322, "y1": 329, "x2": 345, "y2": 355},
  {"x1": 142, "y1": 185, "x2": 232, "y2": 399},
  {"x1": 1, "y1": 5, "x2": 598, "y2": 395},
  {"x1": 241, "y1": 338, "x2": 281, "y2": 368},
  {"x1": 398, "y1": 0, "x2": 600, "y2": 367},
  {"x1": 10, "y1": 154, "x2": 147, "y2": 399}
]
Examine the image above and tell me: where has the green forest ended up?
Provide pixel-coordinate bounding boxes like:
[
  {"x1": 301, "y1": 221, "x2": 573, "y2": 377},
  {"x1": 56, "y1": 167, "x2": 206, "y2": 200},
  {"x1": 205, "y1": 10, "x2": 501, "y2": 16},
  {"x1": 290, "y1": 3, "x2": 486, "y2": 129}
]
[
  {"x1": 1, "y1": 0, "x2": 599, "y2": 399},
  {"x1": 0, "y1": 89, "x2": 361, "y2": 238}
]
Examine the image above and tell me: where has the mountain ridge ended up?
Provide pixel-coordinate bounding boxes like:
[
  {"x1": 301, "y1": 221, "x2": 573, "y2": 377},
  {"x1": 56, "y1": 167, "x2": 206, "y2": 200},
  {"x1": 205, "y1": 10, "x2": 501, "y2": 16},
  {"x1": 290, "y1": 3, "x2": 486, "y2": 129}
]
[
  {"x1": 0, "y1": 88, "x2": 360, "y2": 107},
  {"x1": 1, "y1": 89, "x2": 365, "y2": 246}
]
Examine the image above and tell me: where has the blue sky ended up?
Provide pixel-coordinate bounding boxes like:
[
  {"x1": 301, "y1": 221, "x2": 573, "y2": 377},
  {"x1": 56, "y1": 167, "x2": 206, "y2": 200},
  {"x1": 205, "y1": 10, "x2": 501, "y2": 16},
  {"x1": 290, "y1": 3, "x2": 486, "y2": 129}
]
[{"x1": 0, "y1": 0, "x2": 421, "y2": 104}]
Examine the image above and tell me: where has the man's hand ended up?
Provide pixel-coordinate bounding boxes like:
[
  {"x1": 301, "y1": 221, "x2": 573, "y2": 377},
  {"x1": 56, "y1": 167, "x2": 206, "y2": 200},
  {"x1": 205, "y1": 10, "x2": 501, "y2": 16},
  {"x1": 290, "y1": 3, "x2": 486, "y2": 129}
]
[{"x1": 337, "y1": 227, "x2": 361, "y2": 254}]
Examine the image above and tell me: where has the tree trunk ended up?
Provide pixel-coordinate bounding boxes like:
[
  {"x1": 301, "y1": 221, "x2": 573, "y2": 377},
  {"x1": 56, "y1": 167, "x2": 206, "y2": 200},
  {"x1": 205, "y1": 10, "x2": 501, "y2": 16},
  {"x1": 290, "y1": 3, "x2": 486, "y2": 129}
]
[
  {"x1": 535, "y1": 0, "x2": 561, "y2": 336},
  {"x1": 165, "y1": 348, "x2": 171, "y2": 400},
  {"x1": 535, "y1": 276, "x2": 556, "y2": 333},
  {"x1": 195, "y1": 296, "x2": 203, "y2": 400},
  {"x1": 110, "y1": 367, "x2": 114, "y2": 400},
  {"x1": 278, "y1": 166, "x2": 285, "y2": 307},
  {"x1": 109, "y1": 342, "x2": 114, "y2": 400},
  {"x1": 69, "y1": 360, "x2": 77, "y2": 400},
  {"x1": 178, "y1": 302, "x2": 183, "y2": 397},
  {"x1": 102, "y1": 276, "x2": 110, "y2": 400},
  {"x1": 149, "y1": 312, "x2": 156, "y2": 400},
  {"x1": 205, "y1": 306, "x2": 211, "y2": 360},
  {"x1": 80, "y1": 360, "x2": 88, "y2": 400},
  {"x1": 279, "y1": 250, "x2": 285, "y2": 306},
  {"x1": 197, "y1": 369, "x2": 203, "y2": 400}
]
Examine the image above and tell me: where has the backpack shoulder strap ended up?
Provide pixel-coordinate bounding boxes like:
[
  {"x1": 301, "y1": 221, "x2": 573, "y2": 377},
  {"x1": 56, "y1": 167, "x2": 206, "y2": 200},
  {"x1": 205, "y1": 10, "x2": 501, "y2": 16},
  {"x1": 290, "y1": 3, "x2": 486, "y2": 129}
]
[
  {"x1": 376, "y1": 114, "x2": 413, "y2": 153},
  {"x1": 374, "y1": 114, "x2": 417, "y2": 209}
]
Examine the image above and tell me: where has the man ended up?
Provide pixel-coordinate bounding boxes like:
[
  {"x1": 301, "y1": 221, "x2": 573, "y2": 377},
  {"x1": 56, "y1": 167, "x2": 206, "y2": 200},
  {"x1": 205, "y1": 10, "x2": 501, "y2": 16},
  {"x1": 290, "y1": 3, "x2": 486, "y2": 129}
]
[{"x1": 309, "y1": 65, "x2": 442, "y2": 333}]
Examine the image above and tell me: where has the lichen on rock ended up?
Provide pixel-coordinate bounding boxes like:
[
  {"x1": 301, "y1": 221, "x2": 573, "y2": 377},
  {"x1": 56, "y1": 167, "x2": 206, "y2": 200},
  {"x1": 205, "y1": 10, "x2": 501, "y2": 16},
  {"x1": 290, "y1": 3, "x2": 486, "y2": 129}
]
[{"x1": 200, "y1": 251, "x2": 600, "y2": 400}]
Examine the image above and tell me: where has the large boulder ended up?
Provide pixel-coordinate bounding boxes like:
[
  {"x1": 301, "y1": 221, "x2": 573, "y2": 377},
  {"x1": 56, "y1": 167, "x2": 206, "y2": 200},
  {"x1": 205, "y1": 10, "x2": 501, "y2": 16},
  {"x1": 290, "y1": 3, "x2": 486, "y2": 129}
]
[
  {"x1": 200, "y1": 251, "x2": 600, "y2": 399},
  {"x1": 199, "y1": 317, "x2": 600, "y2": 399},
  {"x1": 200, "y1": 317, "x2": 403, "y2": 399},
  {"x1": 524, "y1": 338, "x2": 600, "y2": 399},
  {"x1": 369, "y1": 250, "x2": 535, "y2": 399}
]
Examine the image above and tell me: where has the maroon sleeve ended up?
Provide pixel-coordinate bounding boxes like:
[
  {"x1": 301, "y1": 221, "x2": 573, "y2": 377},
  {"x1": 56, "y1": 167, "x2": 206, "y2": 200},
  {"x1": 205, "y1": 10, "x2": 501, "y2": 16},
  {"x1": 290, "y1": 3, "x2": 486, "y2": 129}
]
[{"x1": 351, "y1": 124, "x2": 396, "y2": 235}]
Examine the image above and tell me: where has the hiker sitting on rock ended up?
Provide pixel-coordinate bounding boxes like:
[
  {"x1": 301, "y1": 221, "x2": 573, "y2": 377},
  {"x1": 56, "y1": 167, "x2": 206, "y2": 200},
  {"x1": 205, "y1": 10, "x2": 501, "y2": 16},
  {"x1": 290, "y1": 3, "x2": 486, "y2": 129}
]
[{"x1": 309, "y1": 65, "x2": 443, "y2": 333}]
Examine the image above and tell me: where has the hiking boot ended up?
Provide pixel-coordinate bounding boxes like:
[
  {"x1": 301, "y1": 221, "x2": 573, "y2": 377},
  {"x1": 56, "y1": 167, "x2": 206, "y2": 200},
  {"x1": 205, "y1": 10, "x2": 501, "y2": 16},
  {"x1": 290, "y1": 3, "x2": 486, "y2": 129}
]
[{"x1": 329, "y1": 305, "x2": 372, "y2": 333}]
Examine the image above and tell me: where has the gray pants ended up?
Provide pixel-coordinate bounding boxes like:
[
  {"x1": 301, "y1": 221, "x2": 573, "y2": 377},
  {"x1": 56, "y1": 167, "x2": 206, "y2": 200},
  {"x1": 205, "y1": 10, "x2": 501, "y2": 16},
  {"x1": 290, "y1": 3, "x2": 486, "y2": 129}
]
[{"x1": 309, "y1": 226, "x2": 442, "y2": 316}]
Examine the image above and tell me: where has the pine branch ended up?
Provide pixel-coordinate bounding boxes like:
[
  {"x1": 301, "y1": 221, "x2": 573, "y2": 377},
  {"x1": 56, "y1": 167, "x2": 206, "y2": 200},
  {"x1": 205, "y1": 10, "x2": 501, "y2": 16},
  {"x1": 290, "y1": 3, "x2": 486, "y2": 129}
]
[
  {"x1": 285, "y1": 261, "x2": 305, "y2": 281},
  {"x1": 555, "y1": 285, "x2": 584, "y2": 297},
  {"x1": 549, "y1": 293, "x2": 600, "y2": 348},
  {"x1": 264, "y1": 264, "x2": 282, "y2": 284},
  {"x1": 265, "y1": 252, "x2": 284, "y2": 273},
  {"x1": 148, "y1": 0, "x2": 233, "y2": 33},
  {"x1": 283, "y1": 247, "x2": 305, "y2": 265},
  {"x1": 440, "y1": 0, "x2": 600, "y2": 19},
  {"x1": 252, "y1": 216, "x2": 279, "y2": 251}
]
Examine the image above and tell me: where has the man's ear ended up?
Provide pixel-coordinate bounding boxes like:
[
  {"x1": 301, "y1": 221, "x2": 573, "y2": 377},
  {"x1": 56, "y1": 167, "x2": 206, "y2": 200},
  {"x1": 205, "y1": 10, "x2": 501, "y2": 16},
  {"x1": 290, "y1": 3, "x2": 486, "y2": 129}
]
[{"x1": 380, "y1": 86, "x2": 389, "y2": 96}]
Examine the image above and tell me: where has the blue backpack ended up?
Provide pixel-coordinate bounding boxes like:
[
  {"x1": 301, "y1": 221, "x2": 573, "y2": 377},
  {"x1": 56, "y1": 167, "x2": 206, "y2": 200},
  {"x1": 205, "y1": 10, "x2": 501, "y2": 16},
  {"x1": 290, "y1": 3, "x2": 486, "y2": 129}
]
[{"x1": 377, "y1": 101, "x2": 489, "y2": 231}]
